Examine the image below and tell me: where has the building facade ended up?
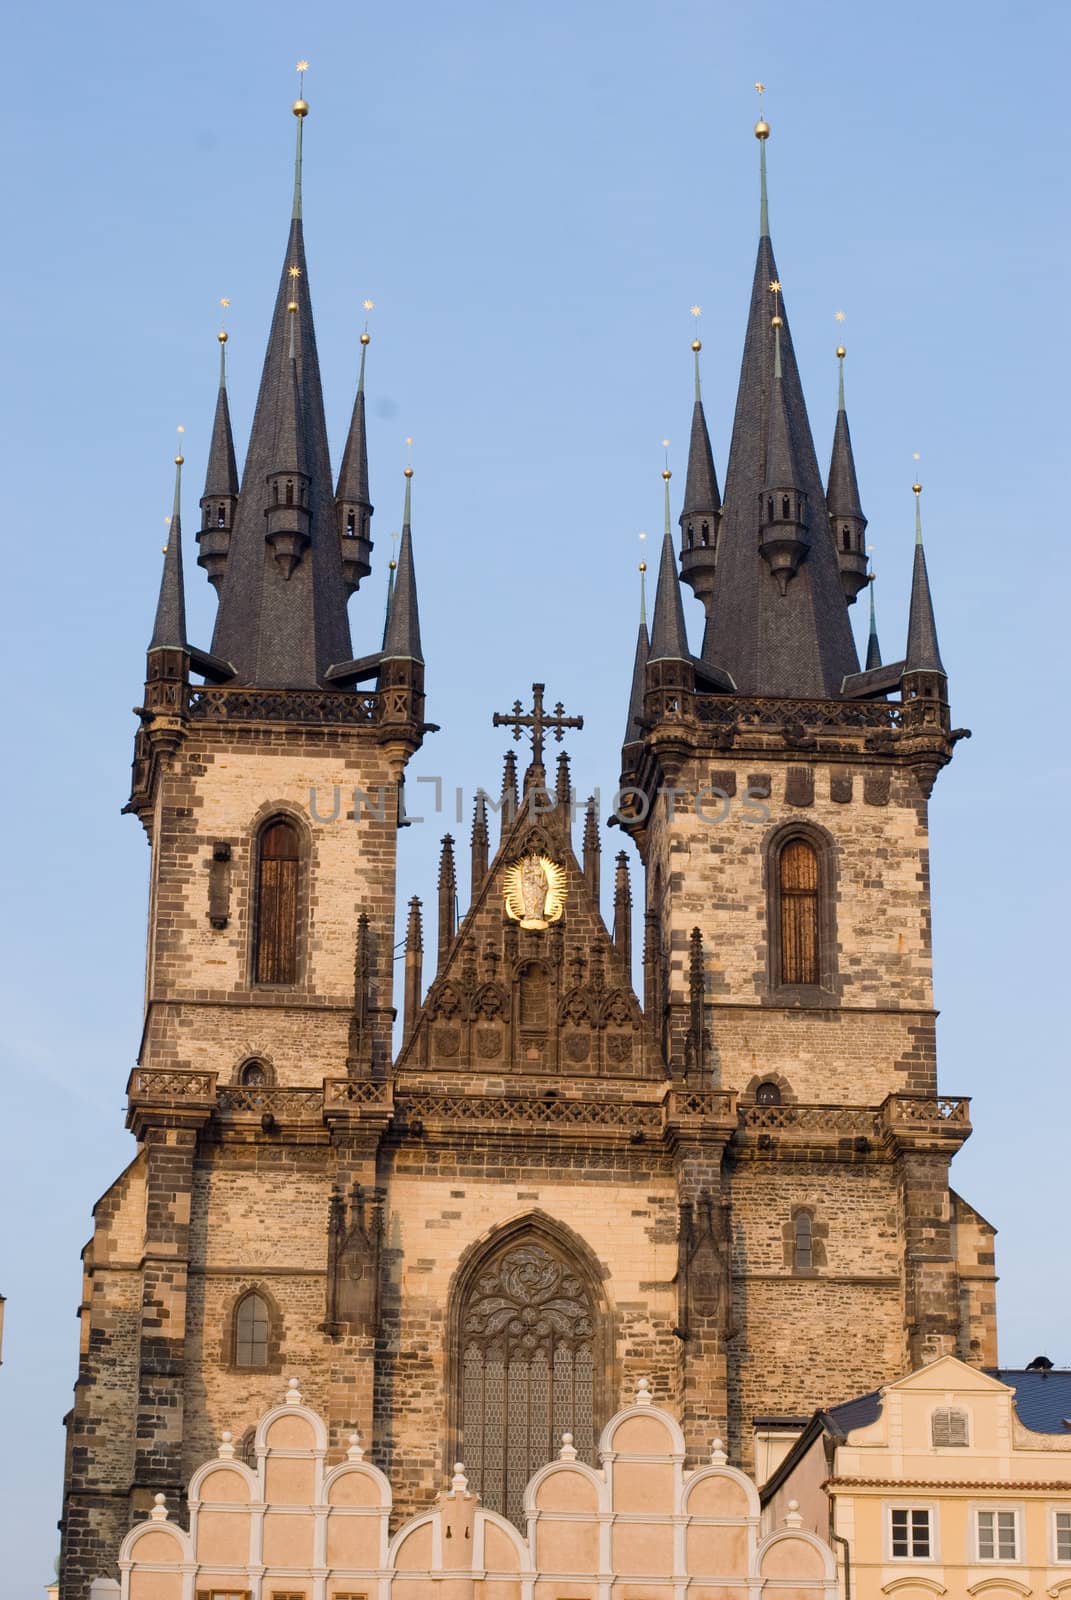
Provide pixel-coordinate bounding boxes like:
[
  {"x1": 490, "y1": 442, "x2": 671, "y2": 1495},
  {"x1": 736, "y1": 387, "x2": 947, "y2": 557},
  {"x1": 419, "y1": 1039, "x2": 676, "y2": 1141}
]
[
  {"x1": 58, "y1": 89, "x2": 997, "y2": 1596},
  {"x1": 763, "y1": 1356, "x2": 1071, "y2": 1600}
]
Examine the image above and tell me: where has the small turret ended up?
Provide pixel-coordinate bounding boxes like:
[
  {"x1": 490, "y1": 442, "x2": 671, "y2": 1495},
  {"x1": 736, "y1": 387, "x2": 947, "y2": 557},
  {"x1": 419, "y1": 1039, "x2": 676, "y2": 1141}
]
[
  {"x1": 679, "y1": 331, "x2": 721, "y2": 614},
  {"x1": 826, "y1": 345, "x2": 868, "y2": 602},
  {"x1": 865, "y1": 561, "x2": 882, "y2": 671},
  {"x1": 613, "y1": 851, "x2": 632, "y2": 970},
  {"x1": 336, "y1": 325, "x2": 374, "y2": 596},
  {"x1": 758, "y1": 298, "x2": 810, "y2": 595},
  {"x1": 196, "y1": 327, "x2": 239, "y2": 589},
  {"x1": 264, "y1": 305, "x2": 311, "y2": 578},
  {"x1": 470, "y1": 793, "x2": 489, "y2": 900},
  {"x1": 902, "y1": 482, "x2": 948, "y2": 723},
  {"x1": 403, "y1": 896, "x2": 423, "y2": 1044},
  {"x1": 500, "y1": 750, "x2": 518, "y2": 844},
  {"x1": 583, "y1": 796, "x2": 600, "y2": 901},
  {"x1": 437, "y1": 835, "x2": 457, "y2": 970}
]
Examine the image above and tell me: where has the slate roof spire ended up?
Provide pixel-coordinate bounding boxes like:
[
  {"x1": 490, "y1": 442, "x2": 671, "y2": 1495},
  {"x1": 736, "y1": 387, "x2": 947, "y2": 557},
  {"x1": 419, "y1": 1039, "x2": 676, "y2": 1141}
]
[
  {"x1": 207, "y1": 80, "x2": 353, "y2": 687},
  {"x1": 196, "y1": 326, "x2": 240, "y2": 590},
  {"x1": 336, "y1": 322, "x2": 374, "y2": 596},
  {"x1": 381, "y1": 469, "x2": 423, "y2": 663},
  {"x1": 698, "y1": 112, "x2": 859, "y2": 695},
  {"x1": 826, "y1": 344, "x2": 869, "y2": 602},
  {"x1": 679, "y1": 330, "x2": 721, "y2": 613},
  {"x1": 150, "y1": 434, "x2": 188, "y2": 652},
  {"x1": 905, "y1": 482, "x2": 945, "y2": 674},
  {"x1": 622, "y1": 560, "x2": 650, "y2": 746},
  {"x1": 648, "y1": 467, "x2": 691, "y2": 665},
  {"x1": 865, "y1": 563, "x2": 882, "y2": 670}
]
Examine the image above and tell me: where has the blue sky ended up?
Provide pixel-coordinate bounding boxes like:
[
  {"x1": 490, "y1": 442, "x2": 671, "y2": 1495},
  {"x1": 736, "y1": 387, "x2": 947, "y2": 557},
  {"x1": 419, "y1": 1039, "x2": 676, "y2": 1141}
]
[{"x1": 2, "y1": 0, "x2": 1067, "y2": 1585}]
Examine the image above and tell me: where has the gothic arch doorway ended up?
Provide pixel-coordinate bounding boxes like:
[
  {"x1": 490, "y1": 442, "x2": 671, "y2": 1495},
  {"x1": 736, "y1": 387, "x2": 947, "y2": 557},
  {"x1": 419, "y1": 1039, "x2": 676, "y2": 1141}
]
[{"x1": 448, "y1": 1215, "x2": 611, "y2": 1526}]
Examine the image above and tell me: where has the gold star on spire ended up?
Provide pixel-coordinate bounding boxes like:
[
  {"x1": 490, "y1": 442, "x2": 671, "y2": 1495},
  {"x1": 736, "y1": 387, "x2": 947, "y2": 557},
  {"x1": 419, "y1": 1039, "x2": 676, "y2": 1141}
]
[
  {"x1": 296, "y1": 59, "x2": 309, "y2": 72},
  {"x1": 769, "y1": 280, "x2": 781, "y2": 295},
  {"x1": 288, "y1": 265, "x2": 302, "y2": 279},
  {"x1": 220, "y1": 297, "x2": 230, "y2": 310},
  {"x1": 690, "y1": 304, "x2": 702, "y2": 318},
  {"x1": 835, "y1": 310, "x2": 846, "y2": 322},
  {"x1": 755, "y1": 81, "x2": 765, "y2": 94},
  {"x1": 363, "y1": 298, "x2": 375, "y2": 311}
]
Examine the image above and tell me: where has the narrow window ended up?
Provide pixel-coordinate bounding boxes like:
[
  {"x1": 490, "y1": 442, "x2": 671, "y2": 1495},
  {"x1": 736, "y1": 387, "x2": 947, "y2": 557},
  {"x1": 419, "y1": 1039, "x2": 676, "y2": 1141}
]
[
  {"x1": 217, "y1": 504, "x2": 226, "y2": 528},
  {"x1": 234, "y1": 1291, "x2": 270, "y2": 1368},
  {"x1": 977, "y1": 1509, "x2": 1018, "y2": 1561},
  {"x1": 931, "y1": 1407, "x2": 969, "y2": 1447},
  {"x1": 793, "y1": 1209, "x2": 814, "y2": 1272},
  {"x1": 890, "y1": 1507, "x2": 932, "y2": 1559},
  {"x1": 1055, "y1": 1511, "x2": 1071, "y2": 1561},
  {"x1": 779, "y1": 838, "x2": 820, "y2": 986},
  {"x1": 767, "y1": 495, "x2": 774, "y2": 521},
  {"x1": 842, "y1": 526, "x2": 851, "y2": 550},
  {"x1": 686, "y1": 523, "x2": 694, "y2": 548},
  {"x1": 755, "y1": 1080, "x2": 782, "y2": 1106},
  {"x1": 782, "y1": 494, "x2": 791, "y2": 518},
  {"x1": 272, "y1": 481, "x2": 279, "y2": 504},
  {"x1": 701, "y1": 520, "x2": 709, "y2": 546},
  {"x1": 285, "y1": 479, "x2": 294, "y2": 506},
  {"x1": 254, "y1": 819, "x2": 300, "y2": 985},
  {"x1": 345, "y1": 510, "x2": 356, "y2": 537}
]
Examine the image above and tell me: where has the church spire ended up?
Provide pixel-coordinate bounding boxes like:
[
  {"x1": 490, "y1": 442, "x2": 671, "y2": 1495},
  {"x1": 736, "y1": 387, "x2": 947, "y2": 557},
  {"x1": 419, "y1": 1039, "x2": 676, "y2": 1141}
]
[
  {"x1": 336, "y1": 317, "x2": 374, "y2": 596},
  {"x1": 697, "y1": 110, "x2": 858, "y2": 695},
  {"x1": 904, "y1": 482, "x2": 945, "y2": 675},
  {"x1": 758, "y1": 302, "x2": 810, "y2": 594},
  {"x1": 196, "y1": 319, "x2": 240, "y2": 590},
  {"x1": 648, "y1": 467, "x2": 691, "y2": 664},
  {"x1": 679, "y1": 323, "x2": 722, "y2": 613},
  {"x1": 623, "y1": 559, "x2": 649, "y2": 748},
  {"x1": 826, "y1": 343, "x2": 868, "y2": 602},
  {"x1": 865, "y1": 561, "x2": 882, "y2": 670},
  {"x1": 150, "y1": 433, "x2": 188, "y2": 653},
  {"x1": 208, "y1": 74, "x2": 353, "y2": 687},
  {"x1": 381, "y1": 468, "x2": 423, "y2": 663}
]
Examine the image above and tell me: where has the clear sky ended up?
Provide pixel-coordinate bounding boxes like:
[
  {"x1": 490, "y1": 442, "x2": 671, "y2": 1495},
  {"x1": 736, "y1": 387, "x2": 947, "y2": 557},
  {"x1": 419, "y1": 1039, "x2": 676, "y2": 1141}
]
[{"x1": 2, "y1": 0, "x2": 1067, "y2": 1585}]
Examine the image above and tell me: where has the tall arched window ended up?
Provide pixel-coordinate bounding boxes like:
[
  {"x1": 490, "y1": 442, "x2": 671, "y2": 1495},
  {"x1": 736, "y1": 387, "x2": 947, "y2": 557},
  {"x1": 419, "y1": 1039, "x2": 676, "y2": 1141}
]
[
  {"x1": 254, "y1": 818, "x2": 300, "y2": 985},
  {"x1": 234, "y1": 1291, "x2": 270, "y2": 1368},
  {"x1": 456, "y1": 1231, "x2": 601, "y2": 1527},
  {"x1": 779, "y1": 837, "x2": 820, "y2": 986}
]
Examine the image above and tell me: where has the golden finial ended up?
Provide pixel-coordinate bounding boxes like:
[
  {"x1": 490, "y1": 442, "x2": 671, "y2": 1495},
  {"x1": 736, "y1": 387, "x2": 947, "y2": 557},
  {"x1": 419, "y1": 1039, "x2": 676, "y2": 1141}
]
[
  {"x1": 403, "y1": 467, "x2": 414, "y2": 479},
  {"x1": 174, "y1": 424, "x2": 185, "y2": 467},
  {"x1": 912, "y1": 452, "x2": 922, "y2": 495},
  {"x1": 389, "y1": 558, "x2": 397, "y2": 570},
  {"x1": 360, "y1": 297, "x2": 373, "y2": 346},
  {"x1": 836, "y1": 345, "x2": 846, "y2": 358},
  {"x1": 404, "y1": 436, "x2": 414, "y2": 478},
  {"x1": 835, "y1": 310, "x2": 846, "y2": 322},
  {"x1": 289, "y1": 265, "x2": 302, "y2": 279},
  {"x1": 293, "y1": 60, "x2": 309, "y2": 117},
  {"x1": 754, "y1": 81, "x2": 769, "y2": 139},
  {"x1": 690, "y1": 303, "x2": 702, "y2": 353},
  {"x1": 769, "y1": 279, "x2": 783, "y2": 329},
  {"x1": 218, "y1": 296, "x2": 230, "y2": 344},
  {"x1": 661, "y1": 438, "x2": 671, "y2": 481},
  {"x1": 638, "y1": 560, "x2": 647, "y2": 573}
]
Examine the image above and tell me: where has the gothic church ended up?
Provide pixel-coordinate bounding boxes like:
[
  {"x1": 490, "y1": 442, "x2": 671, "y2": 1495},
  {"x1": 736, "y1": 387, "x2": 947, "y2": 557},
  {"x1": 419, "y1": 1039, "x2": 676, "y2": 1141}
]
[{"x1": 57, "y1": 86, "x2": 997, "y2": 1595}]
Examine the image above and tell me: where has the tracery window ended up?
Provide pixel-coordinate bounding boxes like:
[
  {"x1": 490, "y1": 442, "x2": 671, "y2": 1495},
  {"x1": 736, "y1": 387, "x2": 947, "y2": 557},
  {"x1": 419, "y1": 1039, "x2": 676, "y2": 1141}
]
[
  {"x1": 778, "y1": 837, "x2": 820, "y2": 987},
  {"x1": 458, "y1": 1237, "x2": 598, "y2": 1527},
  {"x1": 234, "y1": 1291, "x2": 270, "y2": 1368},
  {"x1": 253, "y1": 818, "x2": 300, "y2": 985}
]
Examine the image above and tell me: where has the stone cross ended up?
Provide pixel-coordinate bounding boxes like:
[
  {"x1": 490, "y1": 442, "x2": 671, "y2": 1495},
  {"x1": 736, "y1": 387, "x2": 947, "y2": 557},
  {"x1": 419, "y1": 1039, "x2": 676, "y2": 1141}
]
[{"x1": 492, "y1": 682, "x2": 583, "y2": 771}]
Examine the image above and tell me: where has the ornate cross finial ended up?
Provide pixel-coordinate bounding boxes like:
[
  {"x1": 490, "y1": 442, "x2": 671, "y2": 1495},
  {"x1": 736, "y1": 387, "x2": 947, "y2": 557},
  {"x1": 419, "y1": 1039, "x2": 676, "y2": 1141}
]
[{"x1": 492, "y1": 683, "x2": 583, "y2": 772}]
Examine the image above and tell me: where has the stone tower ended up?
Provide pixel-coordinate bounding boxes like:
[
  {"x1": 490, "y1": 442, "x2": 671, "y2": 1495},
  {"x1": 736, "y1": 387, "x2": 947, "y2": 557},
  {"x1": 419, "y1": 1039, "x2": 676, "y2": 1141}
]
[
  {"x1": 618, "y1": 116, "x2": 996, "y2": 1466},
  {"x1": 58, "y1": 96, "x2": 997, "y2": 1596}
]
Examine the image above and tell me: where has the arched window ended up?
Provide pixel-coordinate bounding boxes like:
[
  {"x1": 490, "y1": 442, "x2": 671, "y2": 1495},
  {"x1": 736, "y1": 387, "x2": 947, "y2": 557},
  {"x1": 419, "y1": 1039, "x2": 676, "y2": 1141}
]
[
  {"x1": 793, "y1": 1209, "x2": 814, "y2": 1272},
  {"x1": 253, "y1": 818, "x2": 300, "y2": 985},
  {"x1": 456, "y1": 1232, "x2": 601, "y2": 1527},
  {"x1": 842, "y1": 526, "x2": 851, "y2": 551},
  {"x1": 217, "y1": 503, "x2": 226, "y2": 528},
  {"x1": 345, "y1": 509, "x2": 356, "y2": 537},
  {"x1": 932, "y1": 1406, "x2": 969, "y2": 1447},
  {"x1": 234, "y1": 1291, "x2": 270, "y2": 1368},
  {"x1": 285, "y1": 478, "x2": 294, "y2": 506},
  {"x1": 779, "y1": 838, "x2": 820, "y2": 986},
  {"x1": 701, "y1": 520, "x2": 710, "y2": 546},
  {"x1": 239, "y1": 1059, "x2": 268, "y2": 1087},
  {"x1": 782, "y1": 494, "x2": 791, "y2": 519},
  {"x1": 755, "y1": 1080, "x2": 782, "y2": 1106}
]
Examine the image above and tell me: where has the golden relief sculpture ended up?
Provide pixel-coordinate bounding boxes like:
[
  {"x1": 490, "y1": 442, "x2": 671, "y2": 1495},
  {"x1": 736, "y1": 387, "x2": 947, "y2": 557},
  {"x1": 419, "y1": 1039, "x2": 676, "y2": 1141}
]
[{"x1": 503, "y1": 854, "x2": 566, "y2": 930}]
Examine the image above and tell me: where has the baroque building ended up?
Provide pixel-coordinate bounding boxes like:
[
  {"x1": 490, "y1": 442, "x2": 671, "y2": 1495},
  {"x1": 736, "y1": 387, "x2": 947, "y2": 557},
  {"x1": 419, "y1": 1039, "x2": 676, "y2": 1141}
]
[{"x1": 57, "y1": 87, "x2": 998, "y2": 1597}]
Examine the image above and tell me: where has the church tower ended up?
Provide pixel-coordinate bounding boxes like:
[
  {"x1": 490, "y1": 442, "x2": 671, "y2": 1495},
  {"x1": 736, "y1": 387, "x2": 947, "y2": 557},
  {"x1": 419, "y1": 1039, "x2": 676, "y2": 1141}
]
[
  {"x1": 58, "y1": 84, "x2": 427, "y2": 1593},
  {"x1": 59, "y1": 88, "x2": 997, "y2": 1596},
  {"x1": 618, "y1": 110, "x2": 996, "y2": 1467}
]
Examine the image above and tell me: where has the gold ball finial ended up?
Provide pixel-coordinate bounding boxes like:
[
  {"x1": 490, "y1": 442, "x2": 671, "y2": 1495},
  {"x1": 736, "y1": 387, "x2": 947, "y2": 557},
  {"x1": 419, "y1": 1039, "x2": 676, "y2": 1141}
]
[
  {"x1": 389, "y1": 558, "x2": 397, "y2": 570},
  {"x1": 218, "y1": 329, "x2": 229, "y2": 344},
  {"x1": 639, "y1": 560, "x2": 647, "y2": 573},
  {"x1": 293, "y1": 99, "x2": 309, "y2": 117},
  {"x1": 360, "y1": 330, "x2": 371, "y2": 345},
  {"x1": 754, "y1": 118, "x2": 770, "y2": 139},
  {"x1": 287, "y1": 300, "x2": 299, "y2": 313},
  {"x1": 836, "y1": 344, "x2": 846, "y2": 359},
  {"x1": 912, "y1": 481, "x2": 922, "y2": 495},
  {"x1": 691, "y1": 337, "x2": 702, "y2": 352},
  {"x1": 770, "y1": 314, "x2": 783, "y2": 328},
  {"x1": 174, "y1": 454, "x2": 184, "y2": 465},
  {"x1": 404, "y1": 465, "x2": 414, "y2": 479},
  {"x1": 661, "y1": 467, "x2": 672, "y2": 481}
]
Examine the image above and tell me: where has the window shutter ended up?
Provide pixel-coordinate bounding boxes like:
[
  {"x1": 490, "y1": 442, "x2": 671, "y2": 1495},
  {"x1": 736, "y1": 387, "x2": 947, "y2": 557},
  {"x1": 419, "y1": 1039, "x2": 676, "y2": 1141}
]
[
  {"x1": 255, "y1": 821, "x2": 299, "y2": 984},
  {"x1": 780, "y1": 839, "x2": 819, "y2": 985}
]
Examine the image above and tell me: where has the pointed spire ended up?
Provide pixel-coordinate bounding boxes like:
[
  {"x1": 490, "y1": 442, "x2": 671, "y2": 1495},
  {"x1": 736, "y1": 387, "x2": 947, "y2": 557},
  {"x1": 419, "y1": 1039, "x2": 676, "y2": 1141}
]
[
  {"x1": 865, "y1": 563, "x2": 882, "y2": 670},
  {"x1": 555, "y1": 749, "x2": 572, "y2": 811},
  {"x1": 613, "y1": 851, "x2": 632, "y2": 970},
  {"x1": 679, "y1": 324, "x2": 723, "y2": 622},
  {"x1": 826, "y1": 344, "x2": 868, "y2": 602},
  {"x1": 403, "y1": 896, "x2": 423, "y2": 1044},
  {"x1": 648, "y1": 468, "x2": 691, "y2": 664},
  {"x1": 382, "y1": 548, "x2": 397, "y2": 645},
  {"x1": 583, "y1": 797, "x2": 600, "y2": 901},
  {"x1": 623, "y1": 561, "x2": 650, "y2": 747},
  {"x1": 209, "y1": 79, "x2": 352, "y2": 687},
  {"x1": 699, "y1": 113, "x2": 859, "y2": 694},
  {"x1": 905, "y1": 483, "x2": 945, "y2": 674},
  {"x1": 470, "y1": 794, "x2": 489, "y2": 898},
  {"x1": 292, "y1": 62, "x2": 308, "y2": 220},
  {"x1": 437, "y1": 835, "x2": 457, "y2": 970},
  {"x1": 382, "y1": 469, "x2": 423, "y2": 662},
  {"x1": 754, "y1": 87, "x2": 771, "y2": 237},
  {"x1": 500, "y1": 750, "x2": 518, "y2": 843},
  {"x1": 150, "y1": 434, "x2": 188, "y2": 652},
  {"x1": 336, "y1": 319, "x2": 374, "y2": 596},
  {"x1": 197, "y1": 321, "x2": 240, "y2": 590}
]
